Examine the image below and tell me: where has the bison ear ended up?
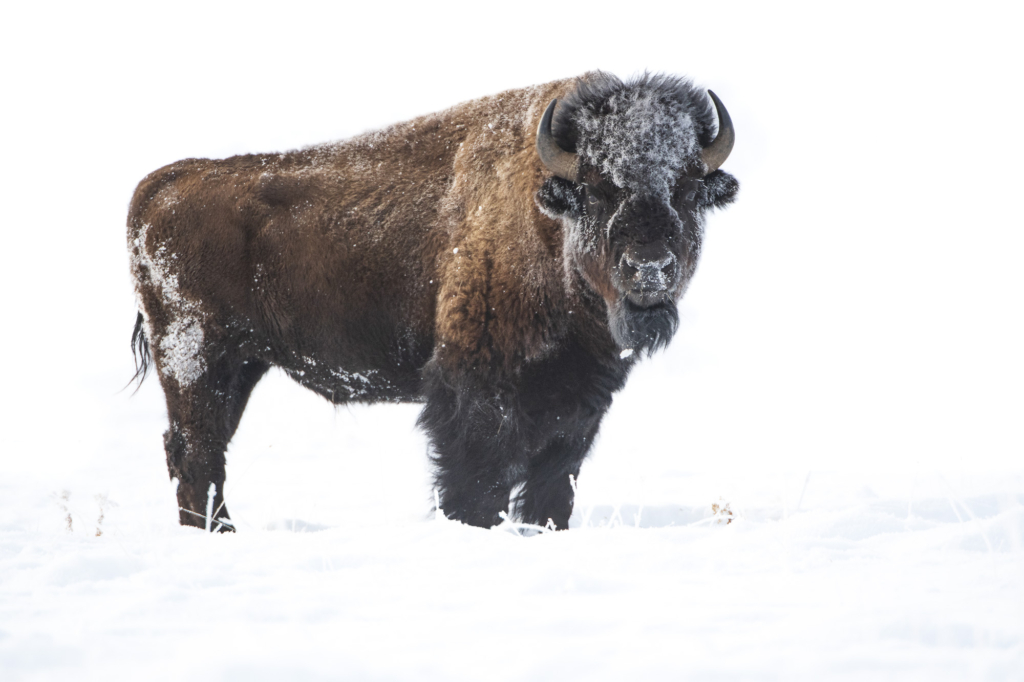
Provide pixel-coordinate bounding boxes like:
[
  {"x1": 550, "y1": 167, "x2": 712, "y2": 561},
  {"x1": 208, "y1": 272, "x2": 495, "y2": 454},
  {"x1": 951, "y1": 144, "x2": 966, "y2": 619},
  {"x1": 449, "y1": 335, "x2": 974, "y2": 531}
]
[
  {"x1": 535, "y1": 177, "x2": 584, "y2": 220},
  {"x1": 698, "y1": 170, "x2": 739, "y2": 210}
]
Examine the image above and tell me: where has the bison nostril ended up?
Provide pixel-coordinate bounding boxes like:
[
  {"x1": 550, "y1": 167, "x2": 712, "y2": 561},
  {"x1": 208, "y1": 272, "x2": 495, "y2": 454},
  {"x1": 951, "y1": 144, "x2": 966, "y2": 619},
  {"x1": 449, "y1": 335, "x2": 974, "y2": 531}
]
[
  {"x1": 620, "y1": 250, "x2": 677, "y2": 295},
  {"x1": 623, "y1": 252, "x2": 675, "y2": 279},
  {"x1": 624, "y1": 251, "x2": 675, "y2": 270}
]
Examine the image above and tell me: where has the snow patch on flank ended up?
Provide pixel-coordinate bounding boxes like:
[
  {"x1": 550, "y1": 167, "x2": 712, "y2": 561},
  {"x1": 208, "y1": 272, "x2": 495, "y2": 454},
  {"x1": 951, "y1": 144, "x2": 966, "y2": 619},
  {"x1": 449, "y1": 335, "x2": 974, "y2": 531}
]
[
  {"x1": 129, "y1": 222, "x2": 208, "y2": 388},
  {"x1": 324, "y1": 367, "x2": 385, "y2": 398},
  {"x1": 291, "y1": 356, "x2": 390, "y2": 400},
  {"x1": 159, "y1": 317, "x2": 206, "y2": 387},
  {"x1": 156, "y1": 184, "x2": 180, "y2": 209}
]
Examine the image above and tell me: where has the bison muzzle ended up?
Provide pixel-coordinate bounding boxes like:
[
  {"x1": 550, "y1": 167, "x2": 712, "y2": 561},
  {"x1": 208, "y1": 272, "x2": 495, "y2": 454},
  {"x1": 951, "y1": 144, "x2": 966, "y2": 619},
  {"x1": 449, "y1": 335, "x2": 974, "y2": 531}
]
[{"x1": 127, "y1": 72, "x2": 739, "y2": 531}]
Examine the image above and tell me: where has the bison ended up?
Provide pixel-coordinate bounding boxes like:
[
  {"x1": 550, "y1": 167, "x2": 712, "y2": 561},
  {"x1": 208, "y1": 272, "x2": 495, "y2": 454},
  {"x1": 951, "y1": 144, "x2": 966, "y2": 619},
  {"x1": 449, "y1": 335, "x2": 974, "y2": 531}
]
[{"x1": 127, "y1": 71, "x2": 738, "y2": 531}]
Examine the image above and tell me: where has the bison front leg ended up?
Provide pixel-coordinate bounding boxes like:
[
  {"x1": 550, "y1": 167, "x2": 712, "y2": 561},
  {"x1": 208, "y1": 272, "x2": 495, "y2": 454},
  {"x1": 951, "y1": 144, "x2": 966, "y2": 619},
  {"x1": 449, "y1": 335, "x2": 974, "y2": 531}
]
[
  {"x1": 516, "y1": 417, "x2": 603, "y2": 530},
  {"x1": 159, "y1": 352, "x2": 268, "y2": 532},
  {"x1": 418, "y1": 370, "x2": 527, "y2": 528}
]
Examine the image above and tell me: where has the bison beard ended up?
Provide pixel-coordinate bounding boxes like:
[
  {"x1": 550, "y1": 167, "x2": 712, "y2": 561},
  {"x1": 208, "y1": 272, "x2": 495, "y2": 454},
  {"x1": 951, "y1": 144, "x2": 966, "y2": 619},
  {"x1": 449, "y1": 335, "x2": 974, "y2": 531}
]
[
  {"x1": 609, "y1": 299, "x2": 680, "y2": 357},
  {"x1": 128, "y1": 71, "x2": 738, "y2": 531}
]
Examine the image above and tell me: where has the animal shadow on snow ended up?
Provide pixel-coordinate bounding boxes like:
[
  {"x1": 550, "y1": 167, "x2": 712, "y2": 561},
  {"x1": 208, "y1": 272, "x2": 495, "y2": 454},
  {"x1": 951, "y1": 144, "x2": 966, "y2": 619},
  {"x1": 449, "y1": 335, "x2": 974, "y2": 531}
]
[
  {"x1": 263, "y1": 519, "x2": 332, "y2": 533},
  {"x1": 569, "y1": 504, "x2": 713, "y2": 528}
]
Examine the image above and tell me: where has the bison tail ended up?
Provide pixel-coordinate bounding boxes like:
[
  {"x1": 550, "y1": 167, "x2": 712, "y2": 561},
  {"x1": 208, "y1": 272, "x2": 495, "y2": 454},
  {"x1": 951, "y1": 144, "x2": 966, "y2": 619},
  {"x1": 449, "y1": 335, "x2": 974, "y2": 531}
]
[{"x1": 129, "y1": 312, "x2": 151, "y2": 391}]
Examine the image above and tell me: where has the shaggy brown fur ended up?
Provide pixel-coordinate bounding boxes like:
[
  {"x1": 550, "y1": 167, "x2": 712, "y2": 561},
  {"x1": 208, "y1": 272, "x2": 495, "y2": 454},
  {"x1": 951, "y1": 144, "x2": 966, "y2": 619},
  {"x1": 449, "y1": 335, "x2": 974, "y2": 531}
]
[{"x1": 128, "y1": 72, "x2": 738, "y2": 530}]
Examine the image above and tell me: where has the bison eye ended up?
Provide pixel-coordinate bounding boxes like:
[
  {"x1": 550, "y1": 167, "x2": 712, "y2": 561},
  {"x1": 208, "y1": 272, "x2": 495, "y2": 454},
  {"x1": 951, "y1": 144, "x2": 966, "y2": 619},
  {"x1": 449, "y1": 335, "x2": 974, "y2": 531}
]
[{"x1": 675, "y1": 181, "x2": 699, "y2": 205}]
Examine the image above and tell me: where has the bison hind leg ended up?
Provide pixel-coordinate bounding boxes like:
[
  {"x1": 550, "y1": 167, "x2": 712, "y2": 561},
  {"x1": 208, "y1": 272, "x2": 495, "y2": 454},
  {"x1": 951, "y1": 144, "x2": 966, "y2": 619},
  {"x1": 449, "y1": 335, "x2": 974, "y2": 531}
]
[{"x1": 161, "y1": 351, "x2": 269, "y2": 532}]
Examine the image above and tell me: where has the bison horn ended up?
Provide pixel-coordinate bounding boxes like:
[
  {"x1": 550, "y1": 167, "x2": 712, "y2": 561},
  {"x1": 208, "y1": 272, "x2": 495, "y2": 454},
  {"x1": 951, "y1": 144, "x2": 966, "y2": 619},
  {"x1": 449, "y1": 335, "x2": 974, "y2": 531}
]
[
  {"x1": 701, "y1": 90, "x2": 735, "y2": 175},
  {"x1": 536, "y1": 99, "x2": 581, "y2": 182}
]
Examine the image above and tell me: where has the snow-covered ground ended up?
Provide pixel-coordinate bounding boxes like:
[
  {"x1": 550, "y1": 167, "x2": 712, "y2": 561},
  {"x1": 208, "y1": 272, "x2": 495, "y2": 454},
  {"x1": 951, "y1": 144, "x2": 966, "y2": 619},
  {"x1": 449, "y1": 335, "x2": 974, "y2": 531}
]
[
  {"x1": 3, "y1": 370, "x2": 1023, "y2": 680},
  {"x1": 2, "y1": 2, "x2": 1022, "y2": 680}
]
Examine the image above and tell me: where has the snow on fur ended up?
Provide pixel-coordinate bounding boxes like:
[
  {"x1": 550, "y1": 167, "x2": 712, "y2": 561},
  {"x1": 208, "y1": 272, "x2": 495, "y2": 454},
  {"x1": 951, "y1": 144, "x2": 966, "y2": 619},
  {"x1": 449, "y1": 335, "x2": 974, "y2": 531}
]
[
  {"x1": 130, "y1": 222, "x2": 207, "y2": 387},
  {"x1": 557, "y1": 73, "x2": 715, "y2": 196}
]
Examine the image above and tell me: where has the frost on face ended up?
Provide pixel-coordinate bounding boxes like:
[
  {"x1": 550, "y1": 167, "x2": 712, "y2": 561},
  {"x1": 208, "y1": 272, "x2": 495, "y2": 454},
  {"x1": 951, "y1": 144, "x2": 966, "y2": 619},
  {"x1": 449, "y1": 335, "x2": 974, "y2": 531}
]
[
  {"x1": 130, "y1": 222, "x2": 208, "y2": 388},
  {"x1": 571, "y1": 79, "x2": 701, "y2": 198}
]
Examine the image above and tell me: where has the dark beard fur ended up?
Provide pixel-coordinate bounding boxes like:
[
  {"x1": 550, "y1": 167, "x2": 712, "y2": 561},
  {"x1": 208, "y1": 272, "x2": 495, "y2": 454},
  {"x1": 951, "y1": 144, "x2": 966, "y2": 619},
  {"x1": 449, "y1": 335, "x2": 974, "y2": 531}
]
[{"x1": 607, "y1": 299, "x2": 679, "y2": 356}]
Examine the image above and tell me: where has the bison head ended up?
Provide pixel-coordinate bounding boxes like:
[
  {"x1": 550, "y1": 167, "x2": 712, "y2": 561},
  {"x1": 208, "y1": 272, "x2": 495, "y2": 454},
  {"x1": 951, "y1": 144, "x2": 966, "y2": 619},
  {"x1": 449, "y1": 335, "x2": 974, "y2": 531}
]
[{"x1": 535, "y1": 73, "x2": 738, "y2": 356}]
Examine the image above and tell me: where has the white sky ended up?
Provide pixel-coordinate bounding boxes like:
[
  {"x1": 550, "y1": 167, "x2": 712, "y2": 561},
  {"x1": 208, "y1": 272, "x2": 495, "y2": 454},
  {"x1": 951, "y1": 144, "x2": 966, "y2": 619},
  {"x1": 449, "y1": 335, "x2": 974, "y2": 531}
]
[{"x1": 0, "y1": 0, "x2": 1021, "y2": 474}]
